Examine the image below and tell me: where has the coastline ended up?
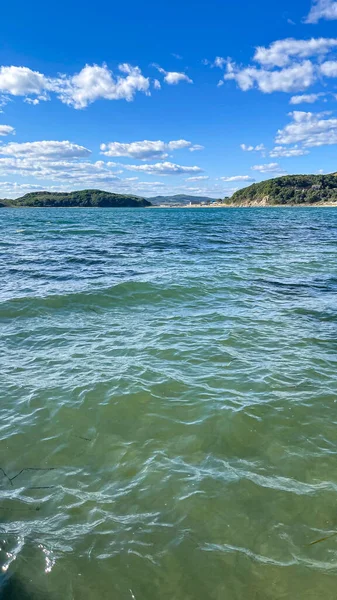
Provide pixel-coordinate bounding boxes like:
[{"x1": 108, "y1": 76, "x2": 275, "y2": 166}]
[
  {"x1": 149, "y1": 202, "x2": 337, "y2": 208},
  {"x1": 3, "y1": 201, "x2": 337, "y2": 209},
  {"x1": 3, "y1": 203, "x2": 337, "y2": 209}
]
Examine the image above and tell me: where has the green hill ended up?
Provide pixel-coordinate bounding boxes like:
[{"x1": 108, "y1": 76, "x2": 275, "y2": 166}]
[
  {"x1": 0, "y1": 189, "x2": 151, "y2": 208},
  {"x1": 229, "y1": 174, "x2": 337, "y2": 206}
]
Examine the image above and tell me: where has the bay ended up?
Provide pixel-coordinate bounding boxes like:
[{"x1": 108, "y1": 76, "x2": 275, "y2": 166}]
[{"x1": 1, "y1": 207, "x2": 337, "y2": 599}]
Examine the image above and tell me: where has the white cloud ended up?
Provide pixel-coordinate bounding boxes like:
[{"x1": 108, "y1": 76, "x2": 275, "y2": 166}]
[
  {"x1": 275, "y1": 110, "x2": 337, "y2": 147},
  {"x1": 0, "y1": 139, "x2": 125, "y2": 188},
  {"x1": 290, "y1": 92, "x2": 325, "y2": 104},
  {"x1": 0, "y1": 125, "x2": 15, "y2": 136},
  {"x1": 167, "y1": 139, "x2": 193, "y2": 150},
  {"x1": 58, "y1": 63, "x2": 151, "y2": 108},
  {"x1": 0, "y1": 95, "x2": 10, "y2": 112},
  {"x1": 269, "y1": 145, "x2": 309, "y2": 157},
  {"x1": 100, "y1": 139, "x2": 203, "y2": 160},
  {"x1": 0, "y1": 63, "x2": 152, "y2": 109},
  {"x1": 225, "y1": 60, "x2": 315, "y2": 93},
  {"x1": 0, "y1": 140, "x2": 90, "y2": 159},
  {"x1": 320, "y1": 60, "x2": 337, "y2": 77},
  {"x1": 224, "y1": 37, "x2": 337, "y2": 95},
  {"x1": 220, "y1": 175, "x2": 256, "y2": 182},
  {"x1": 136, "y1": 181, "x2": 166, "y2": 187},
  {"x1": 24, "y1": 98, "x2": 41, "y2": 105},
  {"x1": 188, "y1": 144, "x2": 204, "y2": 152},
  {"x1": 254, "y1": 38, "x2": 337, "y2": 68},
  {"x1": 154, "y1": 65, "x2": 193, "y2": 85},
  {"x1": 213, "y1": 57, "x2": 226, "y2": 68},
  {"x1": 251, "y1": 162, "x2": 286, "y2": 173},
  {"x1": 0, "y1": 66, "x2": 50, "y2": 96},
  {"x1": 186, "y1": 175, "x2": 209, "y2": 181},
  {"x1": 205, "y1": 56, "x2": 230, "y2": 69},
  {"x1": 165, "y1": 72, "x2": 193, "y2": 85},
  {"x1": 0, "y1": 157, "x2": 121, "y2": 183},
  {"x1": 0, "y1": 181, "x2": 46, "y2": 197},
  {"x1": 0, "y1": 145, "x2": 216, "y2": 199},
  {"x1": 122, "y1": 161, "x2": 203, "y2": 175},
  {"x1": 101, "y1": 140, "x2": 168, "y2": 160},
  {"x1": 240, "y1": 143, "x2": 265, "y2": 152},
  {"x1": 305, "y1": 0, "x2": 337, "y2": 23},
  {"x1": 153, "y1": 79, "x2": 161, "y2": 90}
]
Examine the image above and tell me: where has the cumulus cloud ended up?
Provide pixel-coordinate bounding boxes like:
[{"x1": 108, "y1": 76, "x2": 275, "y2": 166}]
[
  {"x1": 185, "y1": 175, "x2": 209, "y2": 181},
  {"x1": 168, "y1": 140, "x2": 200, "y2": 150},
  {"x1": 251, "y1": 162, "x2": 286, "y2": 173},
  {"x1": 290, "y1": 93, "x2": 325, "y2": 104},
  {"x1": 153, "y1": 65, "x2": 193, "y2": 85},
  {"x1": 0, "y1": 140, "x2": 91, "y2": 159},
  {"x1": 101, "y1": 140, "x2": 168, "y2": 160},
  {"x1": 213, "y1": 57, "x2": 227, "y2": 68},
  {"x1": 240, "y1": 143, "x2": 265, "y2": 152},
  {"x1": 0, "y1": 139, "x2": 124, "y2": 187},
  {"x1": 165, "y1": 72, "x2": 192, "y2": 85},
  {"x1": 0, "y1": 125, "x2": 15, "y2": 136},
  {"x1": 0, "y1": 181, "x2": 45, "y2": 197},
  {"x1": 100, "y1": 139, "x2": 203, "y2": 160},
  {"x1": 275, "y1": 110, "x2": 337, "y2": 147},
  {"x1": 58, "y1": 63, "x2": 151, "y2": 108},
  {"x1": 188, "y1": 144, "x2": 204, "y2": 152},
  {"x1": 305, "y1": 0, "x2": 337, "y2": 23},
  {"x1": 0, "y1": 63, "x2": 152, "y2": 109},
  {"x1": 320, "y1": 60, "x2": 337, "y2": 77},
  {"x1": 269, "y1": 145, "x2": 310, "y2": 157},
  {"x1": 0, "y1": 66, "x2": 50, "y2": 96},
  {"x1": 136, "y1": 181, "x2": 166, "y2": 187},
  {"x1": 225, "y1": 60, "x2": 315, "y2": 93},
  {"x1": 0, "y1": 157, "x2": 121, "y2": 184},
  {"x1": 223, "y1": 37, "x2": 337, "y2": 95},
  {"x1": 213, "y1": 40, "x2": 337, "y2": 82},
  {"x1": 24, "y1": 97, "x2": 43, "y2": 105},
  {"x1": 0, "y1": 139, "x2": 209, "y2": 198},
  {"x1": 254, "y1": 38, "x2": 337, "y2": 68},
  {"x1": 220, "y1": 175, "x2": 255, "y2": 182},
  {"x1": 122, "y1": 161, "x2": 202, "y2": 175}
]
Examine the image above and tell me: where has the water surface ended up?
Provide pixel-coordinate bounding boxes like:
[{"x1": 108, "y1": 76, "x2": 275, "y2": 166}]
[{"x1": 1, "y1": 207, "x2": 337, "y2": 599}]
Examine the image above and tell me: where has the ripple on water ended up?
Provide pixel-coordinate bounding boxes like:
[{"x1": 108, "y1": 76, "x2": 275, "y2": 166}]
[{"x1": 1, "y1": 207, "x2": 337, "y2": 599}]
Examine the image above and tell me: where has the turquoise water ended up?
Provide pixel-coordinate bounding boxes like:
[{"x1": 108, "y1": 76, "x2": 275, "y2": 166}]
[{"x1": 1, "y1": 207, "x2": 337, "y2": 599}]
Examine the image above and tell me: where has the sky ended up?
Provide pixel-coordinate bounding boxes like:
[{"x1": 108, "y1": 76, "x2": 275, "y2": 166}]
[{"x1": 1, "y1": 0, "x2": 337, "y2": 198}]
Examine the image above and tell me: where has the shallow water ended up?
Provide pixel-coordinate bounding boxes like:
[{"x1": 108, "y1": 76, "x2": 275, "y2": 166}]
[{"x1": 1, "y1": 207, "x2": 337, "y2": 599}]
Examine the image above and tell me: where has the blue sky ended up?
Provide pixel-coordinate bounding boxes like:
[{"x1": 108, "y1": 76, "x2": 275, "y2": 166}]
[{"x1": 1, "y1": 0, "x2": 337, "y2": 198}]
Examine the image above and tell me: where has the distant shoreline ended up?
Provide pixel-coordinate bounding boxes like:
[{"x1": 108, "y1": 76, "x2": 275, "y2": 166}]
[
  {"x1": 2, "y1": 203, "x2": 337, "y2": 209},
  {"x1": 149, "y1": 202, "x2": 337, "y2": 208}
]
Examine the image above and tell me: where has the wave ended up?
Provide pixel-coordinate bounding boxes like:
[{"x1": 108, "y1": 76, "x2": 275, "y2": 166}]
[{"x1": 0, "y1": 280, "x2": 207, "y2": 318}]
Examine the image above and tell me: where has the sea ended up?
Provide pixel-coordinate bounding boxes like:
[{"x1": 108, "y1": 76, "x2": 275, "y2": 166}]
[{"x1": 1, "y1": 207, "x2": 337, "y2": 599}]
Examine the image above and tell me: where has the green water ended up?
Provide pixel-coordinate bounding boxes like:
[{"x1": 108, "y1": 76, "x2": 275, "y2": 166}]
[{"x1": 1, "y1": 207, "x2": 337, "y2": 599}]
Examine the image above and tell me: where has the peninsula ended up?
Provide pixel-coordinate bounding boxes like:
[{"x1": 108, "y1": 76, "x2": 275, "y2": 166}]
[
  {"x1": 0, "y1": 190, "x2": 152, "y2": 208},
  {"x1": 226, "y1": 174, "x2": 337, "y2": 206}
]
